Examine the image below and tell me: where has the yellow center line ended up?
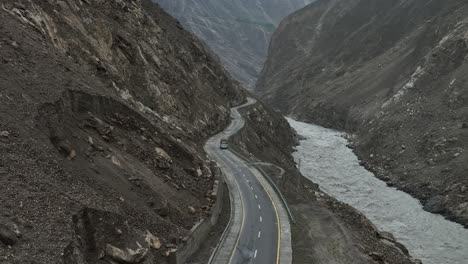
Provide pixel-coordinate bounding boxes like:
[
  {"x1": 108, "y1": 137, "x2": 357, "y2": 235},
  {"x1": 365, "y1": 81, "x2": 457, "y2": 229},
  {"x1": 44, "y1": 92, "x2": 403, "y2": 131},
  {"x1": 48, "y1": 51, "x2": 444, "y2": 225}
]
[
  {"x1": 228, "y1": 151, "x2": 281, "y2": 264},
  {"x1": 250, "y1": 166, "x2": 281, "y2": 264},
  {"x1": 208, "y1": 98, "x2": 264, "y2": 263}
]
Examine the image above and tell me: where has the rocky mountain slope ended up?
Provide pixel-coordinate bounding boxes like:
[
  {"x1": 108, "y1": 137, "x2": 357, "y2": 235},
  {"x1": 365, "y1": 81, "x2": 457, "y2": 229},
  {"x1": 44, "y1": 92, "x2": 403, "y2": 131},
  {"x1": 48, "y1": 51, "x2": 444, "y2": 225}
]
[
  {"x1": 257, "y1": 0, "x2": 468, "y2": 227},
  {"x1": 154, "y1": 0, "x2": 313, "y2": 88},
  {"x1": 0, "y1": 0, "x2": 245, "y2": 263}
]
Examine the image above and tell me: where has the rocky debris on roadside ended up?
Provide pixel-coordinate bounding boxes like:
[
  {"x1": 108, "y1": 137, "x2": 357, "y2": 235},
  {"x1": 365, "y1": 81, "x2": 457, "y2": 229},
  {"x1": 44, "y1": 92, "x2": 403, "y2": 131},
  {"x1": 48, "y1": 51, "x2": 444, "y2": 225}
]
[
  {"x1": 201, "y1": 163, "x2": 213, "y2": 179},
  {"x1": 63, "y1": 208, "x2": 173, "y2": 263},
  {"x1": 105, "y1": 244, "x2": 148, "y2": 263},
  {"x1": 208, "y1": 179, "x2": 220, "y2": 198}
]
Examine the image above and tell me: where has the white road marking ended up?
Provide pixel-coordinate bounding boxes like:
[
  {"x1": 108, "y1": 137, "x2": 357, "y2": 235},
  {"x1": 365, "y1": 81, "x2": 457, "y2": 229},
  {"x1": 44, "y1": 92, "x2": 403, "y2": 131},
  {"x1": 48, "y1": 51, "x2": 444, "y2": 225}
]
[
  {"x1": 258, "y1": 204, "x2": 261, "y2": 209},
  {"x1": 250, "y1": 186, "x2": 254, "y2": 190},
  {"x1": 255, "y1": 194, "x2": 258, "y2": 199},
  {"x1": 260, "y1": 216, "x2": 262, "y2": 222},
  {"x1": 254, "y1": 249, "x2": 258, "y2": 258},
  {"x1": 258, "y1": 231, "x2": 261, "y2": 238}
]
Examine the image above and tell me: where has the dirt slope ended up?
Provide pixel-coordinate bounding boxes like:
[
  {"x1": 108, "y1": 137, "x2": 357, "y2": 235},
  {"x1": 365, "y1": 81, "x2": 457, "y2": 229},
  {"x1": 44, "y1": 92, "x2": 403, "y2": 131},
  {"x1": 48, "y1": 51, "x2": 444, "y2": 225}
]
[
  {"x1": 0, "y1": 0, "x2": 245, "y2": 263},
  {"x1": 257, "y1": 0, "x2": 468, "y2": 227}
]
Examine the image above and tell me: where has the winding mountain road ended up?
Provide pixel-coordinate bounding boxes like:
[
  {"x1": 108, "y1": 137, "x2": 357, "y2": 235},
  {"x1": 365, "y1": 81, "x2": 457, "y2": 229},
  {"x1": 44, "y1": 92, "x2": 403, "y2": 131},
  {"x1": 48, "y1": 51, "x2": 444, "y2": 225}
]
[{"x1": 204, "y1": 98, "x2": 292, "y2": 264}]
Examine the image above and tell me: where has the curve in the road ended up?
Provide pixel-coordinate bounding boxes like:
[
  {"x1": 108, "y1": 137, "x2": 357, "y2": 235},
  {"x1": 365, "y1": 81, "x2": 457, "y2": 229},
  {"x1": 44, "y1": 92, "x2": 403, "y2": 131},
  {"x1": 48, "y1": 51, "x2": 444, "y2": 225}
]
[{"x1": 204, "y1": 98, "x2": 292, "y2": 264}]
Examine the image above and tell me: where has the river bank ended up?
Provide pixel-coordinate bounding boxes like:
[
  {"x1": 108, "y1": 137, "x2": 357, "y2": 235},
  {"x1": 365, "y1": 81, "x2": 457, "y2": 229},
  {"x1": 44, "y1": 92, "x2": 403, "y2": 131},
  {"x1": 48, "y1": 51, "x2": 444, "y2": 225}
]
[{"x1": 288, "y1": 118, "x2": 468, "y2": 264}]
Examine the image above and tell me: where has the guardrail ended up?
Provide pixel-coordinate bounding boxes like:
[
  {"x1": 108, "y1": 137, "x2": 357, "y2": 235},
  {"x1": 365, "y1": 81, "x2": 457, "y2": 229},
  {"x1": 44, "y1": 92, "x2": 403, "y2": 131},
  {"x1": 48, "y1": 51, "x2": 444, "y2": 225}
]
[{"x1": 229, "y1": 148, "x2": 296, "y2": 224}]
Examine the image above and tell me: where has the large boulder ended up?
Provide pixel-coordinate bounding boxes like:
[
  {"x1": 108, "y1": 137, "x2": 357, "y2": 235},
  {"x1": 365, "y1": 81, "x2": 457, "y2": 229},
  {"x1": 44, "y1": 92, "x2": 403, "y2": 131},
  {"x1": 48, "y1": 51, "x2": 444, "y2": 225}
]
[
  {"x1": 0, "y1": 131, "x2": 10, "y2": 137},
  {"x1": 105, "y1": 244, "x2": 148, "y2": 263},
  {"x1": 155, "y1": 147, "x2": 172, "y2": 169},
  {"x1": 144, "y1": 231, "x2": 161, "y2": 250},
  {"x1": 0, "y1": 223, "x2": 17, "y2": 246}
]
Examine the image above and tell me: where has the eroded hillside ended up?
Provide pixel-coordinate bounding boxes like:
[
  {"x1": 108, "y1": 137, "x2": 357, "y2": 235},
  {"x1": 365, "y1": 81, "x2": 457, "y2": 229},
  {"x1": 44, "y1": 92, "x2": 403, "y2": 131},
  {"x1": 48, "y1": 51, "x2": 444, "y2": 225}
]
[
  {"x1": 0, "y1": 0, "x2": 244, "y2": 263},
  {"x1": 257, "y1": 0, "x2": 468, "y2": 226}
]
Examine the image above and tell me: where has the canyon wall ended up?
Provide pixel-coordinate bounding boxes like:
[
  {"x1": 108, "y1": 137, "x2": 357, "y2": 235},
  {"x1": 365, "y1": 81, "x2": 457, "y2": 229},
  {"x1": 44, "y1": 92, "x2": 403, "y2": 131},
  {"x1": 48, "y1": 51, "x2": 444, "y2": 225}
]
[{"x1": 257, "y1": 0, "x2": 468, "y2": 227}]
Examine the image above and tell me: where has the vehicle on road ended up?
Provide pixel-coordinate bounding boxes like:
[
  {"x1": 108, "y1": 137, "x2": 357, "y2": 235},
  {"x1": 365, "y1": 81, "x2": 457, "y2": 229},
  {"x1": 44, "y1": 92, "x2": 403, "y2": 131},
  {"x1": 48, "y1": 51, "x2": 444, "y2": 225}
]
[{"x1": 220, "y1": 139, "x2": 229, "y2": 149}]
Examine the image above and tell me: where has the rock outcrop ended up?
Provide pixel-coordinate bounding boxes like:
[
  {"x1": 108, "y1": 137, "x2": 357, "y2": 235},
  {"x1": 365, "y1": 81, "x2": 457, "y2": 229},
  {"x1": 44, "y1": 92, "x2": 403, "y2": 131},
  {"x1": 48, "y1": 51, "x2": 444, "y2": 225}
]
[
  {"x1": 257, "y1": 0, "x2": 468, "y2": 226},
  {"x1": 154, "y1": 0, "x2": 314, "y2": 88}
]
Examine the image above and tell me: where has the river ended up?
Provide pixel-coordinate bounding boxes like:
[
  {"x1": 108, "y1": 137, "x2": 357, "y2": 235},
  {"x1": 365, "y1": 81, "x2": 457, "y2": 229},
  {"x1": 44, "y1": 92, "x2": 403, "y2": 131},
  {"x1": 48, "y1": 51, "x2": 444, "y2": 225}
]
[{"x1": 287, "y1": 118, "x2": 468, "y2": 264}]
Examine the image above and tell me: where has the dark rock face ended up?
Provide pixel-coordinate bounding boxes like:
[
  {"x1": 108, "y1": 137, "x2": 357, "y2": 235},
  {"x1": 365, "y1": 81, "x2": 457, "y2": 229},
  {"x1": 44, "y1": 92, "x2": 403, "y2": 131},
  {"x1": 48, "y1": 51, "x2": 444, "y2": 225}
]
[
  {"x1": 154, "y1": 0, "x2": 314, "y2": 88},
  {"x1": 257, "y1": 0, "x2": 468, "y2": 226},
  {"x1": 0, "y1": 0, "x2": 246, "y2": 262}
]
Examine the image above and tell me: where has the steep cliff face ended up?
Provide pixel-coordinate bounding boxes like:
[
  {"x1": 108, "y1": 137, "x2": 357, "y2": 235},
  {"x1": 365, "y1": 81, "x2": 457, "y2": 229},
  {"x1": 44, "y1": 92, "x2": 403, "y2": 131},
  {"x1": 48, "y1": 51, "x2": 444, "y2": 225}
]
[
  {"x1": 257, "y1": 0, "x2": 468, "y2": 226},
  {"x1": 0, "y1": 0, "x2": 244, "y2": 263},
  {"x1": 154, "y1": 0, "x2": 313, "y2": 88}
]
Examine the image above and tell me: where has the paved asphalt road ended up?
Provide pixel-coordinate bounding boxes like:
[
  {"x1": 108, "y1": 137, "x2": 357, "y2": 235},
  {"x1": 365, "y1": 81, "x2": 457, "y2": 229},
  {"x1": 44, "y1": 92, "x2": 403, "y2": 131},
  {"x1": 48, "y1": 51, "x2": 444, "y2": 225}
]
[{"x1": 205, "y1": 98, "x2": 283, "y2": 264}]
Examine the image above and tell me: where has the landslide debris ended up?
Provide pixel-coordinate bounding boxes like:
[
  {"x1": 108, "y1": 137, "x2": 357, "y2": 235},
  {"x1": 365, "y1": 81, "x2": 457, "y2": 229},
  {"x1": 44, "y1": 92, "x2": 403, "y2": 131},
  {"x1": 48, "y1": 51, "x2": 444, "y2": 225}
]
[{"x1": 0, "y1": 0, "x2": 243, "y2": 263}]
